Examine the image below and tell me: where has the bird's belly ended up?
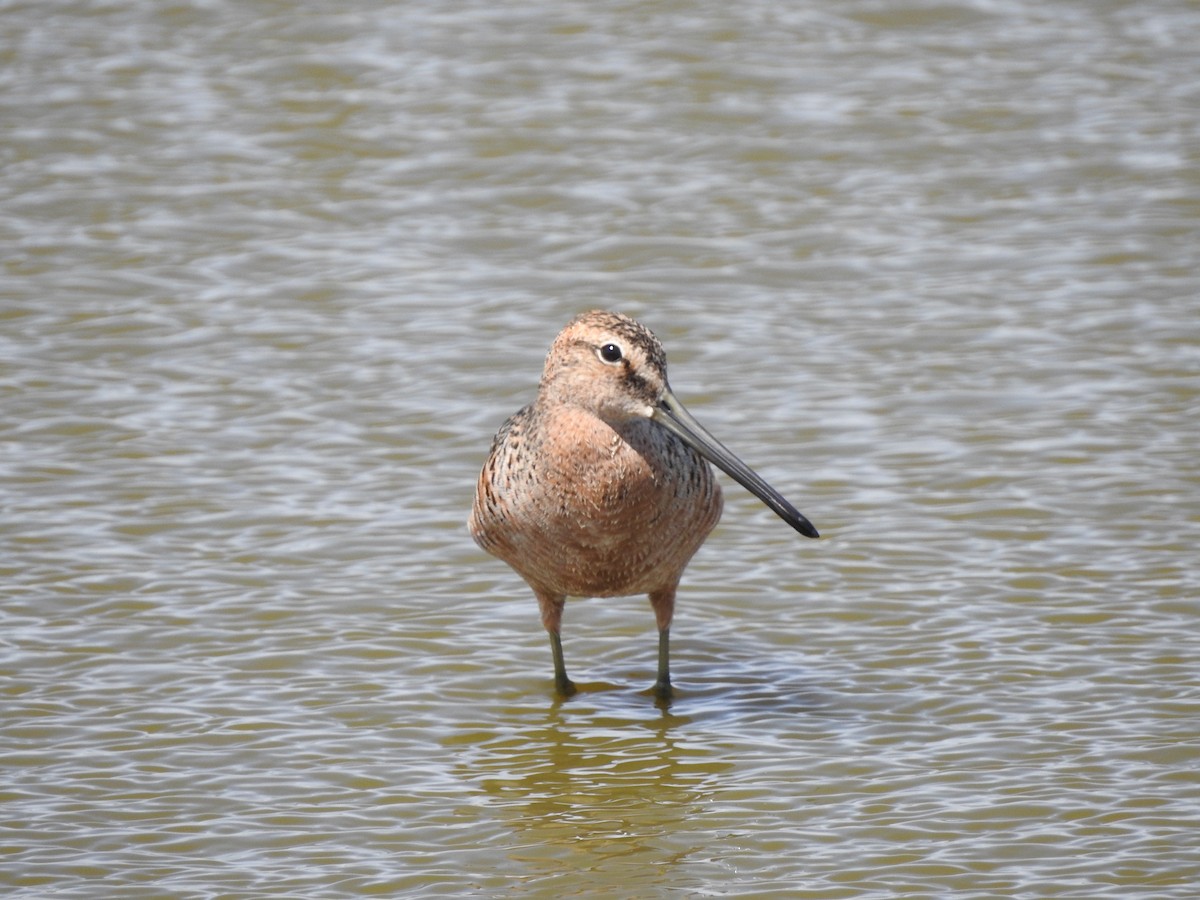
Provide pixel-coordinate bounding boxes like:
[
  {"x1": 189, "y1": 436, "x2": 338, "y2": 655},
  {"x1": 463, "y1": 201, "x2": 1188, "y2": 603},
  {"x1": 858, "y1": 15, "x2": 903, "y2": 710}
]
[
  {"x1": 470, "y1": 409, "x2": 725, "y2": 598},
  {"x1": 489, "y1": 457, "x2": 722, "y2": 598}
]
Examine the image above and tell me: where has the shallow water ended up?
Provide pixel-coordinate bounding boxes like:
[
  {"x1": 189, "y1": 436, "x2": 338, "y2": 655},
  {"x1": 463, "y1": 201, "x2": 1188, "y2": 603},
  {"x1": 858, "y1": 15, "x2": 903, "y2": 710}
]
[{"x1": 3, "y1": 0, "x2": 1199, "y2": 896}]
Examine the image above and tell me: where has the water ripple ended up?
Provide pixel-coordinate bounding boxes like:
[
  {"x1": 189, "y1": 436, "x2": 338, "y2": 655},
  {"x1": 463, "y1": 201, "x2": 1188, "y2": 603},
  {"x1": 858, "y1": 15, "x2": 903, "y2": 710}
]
[{"x1": 3, "y1": 0, "x2": 1199, "y2": 896}]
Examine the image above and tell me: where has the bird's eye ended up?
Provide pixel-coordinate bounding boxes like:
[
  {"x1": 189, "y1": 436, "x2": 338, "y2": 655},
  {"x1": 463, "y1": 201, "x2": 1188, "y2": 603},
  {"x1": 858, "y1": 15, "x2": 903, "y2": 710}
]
[{"x1": 598, "y1": 343, "x2": 623, "y2": 364}]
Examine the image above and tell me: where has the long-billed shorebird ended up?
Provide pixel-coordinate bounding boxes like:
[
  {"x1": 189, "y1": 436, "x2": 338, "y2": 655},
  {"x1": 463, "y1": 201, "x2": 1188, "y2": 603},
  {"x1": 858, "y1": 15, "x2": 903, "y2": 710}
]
[{"x1": 469, "y1": 310, "x2": 818, "y2": 700}]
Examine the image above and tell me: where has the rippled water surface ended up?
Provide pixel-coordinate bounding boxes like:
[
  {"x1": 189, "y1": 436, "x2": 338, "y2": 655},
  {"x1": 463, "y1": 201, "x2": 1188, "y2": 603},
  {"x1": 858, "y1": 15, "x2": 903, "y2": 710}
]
[{"x1": 3, "y1": 0, "x2": 1199, "y2": 896}]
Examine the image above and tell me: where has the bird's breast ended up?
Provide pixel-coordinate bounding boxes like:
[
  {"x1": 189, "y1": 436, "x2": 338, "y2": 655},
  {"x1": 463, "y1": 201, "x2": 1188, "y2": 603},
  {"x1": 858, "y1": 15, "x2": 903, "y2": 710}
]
[{"x1": 471, "y1": 407, "x2": 722, "y2": 597}]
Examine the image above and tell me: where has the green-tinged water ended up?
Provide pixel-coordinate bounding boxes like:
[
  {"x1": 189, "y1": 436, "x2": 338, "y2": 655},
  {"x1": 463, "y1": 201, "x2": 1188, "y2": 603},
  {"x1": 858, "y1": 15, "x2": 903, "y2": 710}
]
[{"x1": 3, "y1": 1, "x2": 1198, "y2": 896}]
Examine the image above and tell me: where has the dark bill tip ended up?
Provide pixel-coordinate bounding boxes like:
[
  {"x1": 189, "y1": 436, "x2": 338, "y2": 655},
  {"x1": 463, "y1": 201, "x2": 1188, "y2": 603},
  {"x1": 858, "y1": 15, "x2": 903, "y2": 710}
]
[{"x1": 652, "y1": 392, "x2": 819, "y2": 540}]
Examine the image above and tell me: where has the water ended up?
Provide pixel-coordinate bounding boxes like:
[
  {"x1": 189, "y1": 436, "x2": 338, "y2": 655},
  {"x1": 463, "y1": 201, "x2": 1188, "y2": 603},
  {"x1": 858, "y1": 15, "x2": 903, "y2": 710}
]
[{"x1": 3, "y1": 0, "x2": 1198, "y2": 896}]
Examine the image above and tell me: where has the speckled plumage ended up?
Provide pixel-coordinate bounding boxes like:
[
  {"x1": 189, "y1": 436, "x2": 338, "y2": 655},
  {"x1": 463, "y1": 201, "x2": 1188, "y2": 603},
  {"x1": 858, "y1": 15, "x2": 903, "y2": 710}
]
[{"x1": 469, "y1": 310, "x2": 817, "y2": 700}]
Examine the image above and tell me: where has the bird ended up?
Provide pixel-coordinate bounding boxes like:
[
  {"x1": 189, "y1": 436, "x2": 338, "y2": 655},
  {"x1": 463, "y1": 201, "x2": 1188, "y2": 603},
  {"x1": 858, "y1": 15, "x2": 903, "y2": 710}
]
[{"x1": 469, "y1": 310, "x2": 818, "y2": 701}]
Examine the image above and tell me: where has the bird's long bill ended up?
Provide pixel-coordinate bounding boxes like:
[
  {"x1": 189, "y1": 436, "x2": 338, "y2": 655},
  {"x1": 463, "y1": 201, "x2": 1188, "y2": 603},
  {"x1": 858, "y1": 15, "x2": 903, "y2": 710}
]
[{"x1": 652, "y1": 390, "x2": 819, "y2": 539}]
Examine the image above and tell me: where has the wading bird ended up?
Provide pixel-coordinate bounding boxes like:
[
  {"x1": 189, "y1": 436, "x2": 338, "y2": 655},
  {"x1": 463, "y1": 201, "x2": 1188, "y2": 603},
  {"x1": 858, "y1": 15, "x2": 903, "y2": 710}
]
[{"x1": 469, "y1": 310, "x2": 818, "y2": 700}]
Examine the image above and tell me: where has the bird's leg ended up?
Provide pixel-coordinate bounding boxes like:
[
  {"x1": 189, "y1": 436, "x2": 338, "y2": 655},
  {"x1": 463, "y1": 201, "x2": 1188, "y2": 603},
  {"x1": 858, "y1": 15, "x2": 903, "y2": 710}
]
[
  {"x1": 548, "y1": 631, "x2": 575, "y2": 697},
  {"x1": 655, "y1": 627, "x2": 672, "y2": 700},
  {"x1": 649, "y1": 586, "x2": 677, "y2": 700},
  {"x1": 536, "y1": 590, "x2": 575, "y2": 697}
]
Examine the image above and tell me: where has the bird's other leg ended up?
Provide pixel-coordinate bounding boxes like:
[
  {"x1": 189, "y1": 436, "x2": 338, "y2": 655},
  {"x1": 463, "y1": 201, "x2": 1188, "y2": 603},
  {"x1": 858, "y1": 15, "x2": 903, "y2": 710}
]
[
  {"x1": 535, "y1": 590, "x2": 575, "y2": 697},
  {"x1": 648, "y1": 586, "x2": 677, "y2": 701}
]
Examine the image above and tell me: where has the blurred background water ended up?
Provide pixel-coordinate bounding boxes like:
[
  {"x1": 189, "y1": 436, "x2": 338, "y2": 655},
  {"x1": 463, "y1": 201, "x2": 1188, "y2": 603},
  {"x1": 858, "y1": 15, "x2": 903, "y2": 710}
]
[{"x1": 2, "y1": 0, "x2": 1198, "y2": 896}]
